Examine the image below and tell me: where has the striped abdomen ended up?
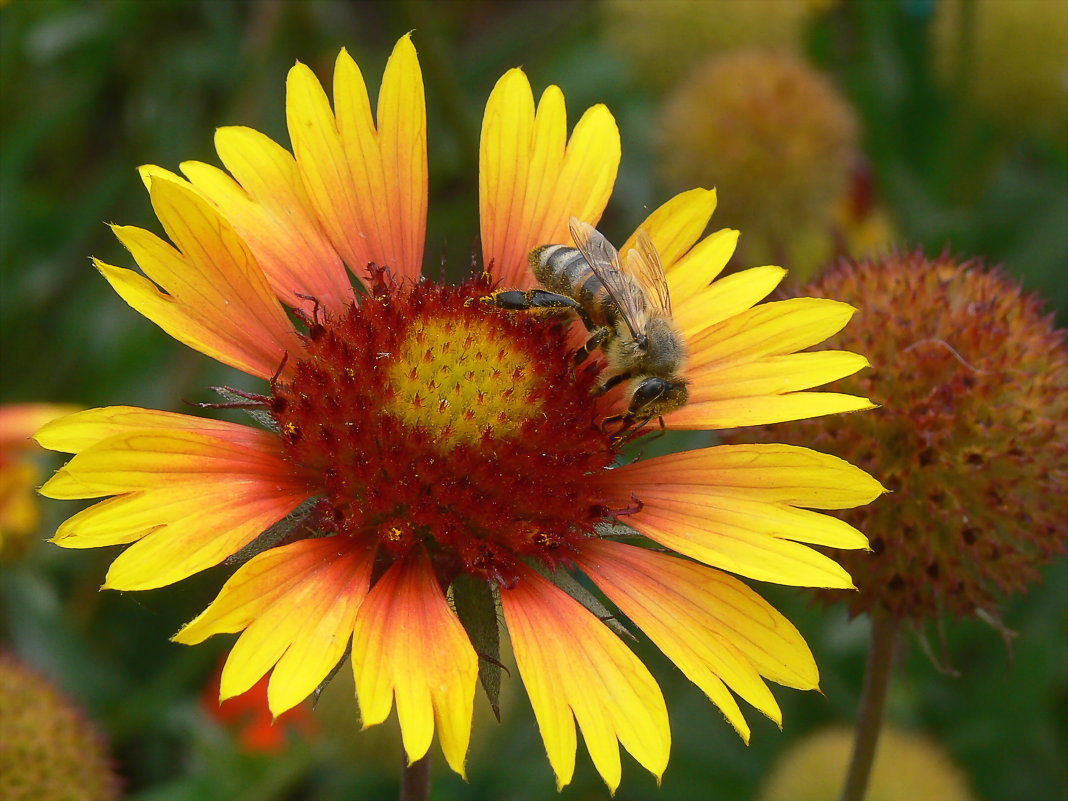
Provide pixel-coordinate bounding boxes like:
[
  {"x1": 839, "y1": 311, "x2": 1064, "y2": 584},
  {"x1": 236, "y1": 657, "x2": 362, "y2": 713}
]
[{"x1": 529, "y1": 245, "x2": 615, "y2": 329}]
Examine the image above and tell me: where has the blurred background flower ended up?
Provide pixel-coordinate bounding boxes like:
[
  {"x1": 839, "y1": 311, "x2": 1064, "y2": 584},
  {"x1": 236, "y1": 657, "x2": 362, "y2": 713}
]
[
  {"x1": 0, "y1": 404, "x2": 81, "y2": 559},
  {"x1": 656, "y1": 49, "x2": 862, "y2": 279},
  {"x1": 740, "y1": 252, "x2": 1068, "y2": 623},
  {"x1": 0, "y1": 652, "x2": 121, "y2": 801},
  {"x1": 2, "y1": 1, "x2": 1066, "y2": 799},
  {"x1": 758, "y1": 725, "x2": 975, "y2": 801},
  {"x1": 602, "y1": 0, "x2": 815, "y2": 88},
  {"x1": 201, "y1": 656, "x2": 319, "y2": 755}
]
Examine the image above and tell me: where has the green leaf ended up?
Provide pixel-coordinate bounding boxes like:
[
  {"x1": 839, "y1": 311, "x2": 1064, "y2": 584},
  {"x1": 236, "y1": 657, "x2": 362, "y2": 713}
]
[{"x1": 452, "y1": 574, "x2": 502, "y2": 721}]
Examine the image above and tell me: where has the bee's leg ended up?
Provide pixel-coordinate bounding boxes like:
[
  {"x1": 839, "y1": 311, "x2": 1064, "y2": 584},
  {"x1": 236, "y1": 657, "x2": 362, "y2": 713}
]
[
  {"x1": 480, "y1": 288, "x2": 580, "y2": 313},
  {"x1": 601, "y1": 412, "x2": 658, "y2": 446},
  {"x1": 629, "y1": 416, "x2": 656, "y2": 437},
  {"x1": 574, "y1": 327, "x2": 611, "y2": 367},
  {"x1": 592, "y1": 369, "x2": 629, "y2": 395},
  {"x1": 600, "y1": 413, "x2": 635, "y2": 444}
]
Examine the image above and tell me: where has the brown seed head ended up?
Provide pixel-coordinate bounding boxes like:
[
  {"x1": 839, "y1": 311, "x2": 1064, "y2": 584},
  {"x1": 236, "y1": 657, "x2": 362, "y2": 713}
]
[{"x1": 738, "y1": 251, "x2": 1068, "y2": 621}]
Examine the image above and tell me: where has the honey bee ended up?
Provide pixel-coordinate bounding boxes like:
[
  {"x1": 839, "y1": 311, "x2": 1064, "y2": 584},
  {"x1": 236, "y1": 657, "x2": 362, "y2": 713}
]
[{"x1": 489, "y1": 217, "x2": 688, "y2": 428}]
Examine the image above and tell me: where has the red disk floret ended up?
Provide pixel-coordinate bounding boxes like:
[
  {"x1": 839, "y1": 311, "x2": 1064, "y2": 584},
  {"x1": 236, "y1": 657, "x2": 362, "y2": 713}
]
[{"x1": 271, "y1": 275, "x2": 621, "y2": 588}]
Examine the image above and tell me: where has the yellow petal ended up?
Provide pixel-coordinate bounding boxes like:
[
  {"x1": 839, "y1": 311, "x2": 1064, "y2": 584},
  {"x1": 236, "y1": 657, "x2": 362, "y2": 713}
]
[
  {"x1": 668, "y1": 391, "x2": 876, "y2": 429},
  {"x1": 50, "y1": 488, "x2": 214, "y2": 549},
  {"x1": 479, "y1": 69, "x2": 620, "y2": 288},
  {"x1": 0, "y1": 404, "x2": 82, "y2": 449},
  {"x1": 628, "y1": 502, "x2": 856, "y2": 588},
  {"x1": 96, "y1": 258, "x2": 277, "y2": 381},
  {"x1": 138, "y1": 163, "x2": 186, "y2": 191},
  {"x1": 209, "y1": 539, "x2": 371, "y2": 714},
  {"x1": 688, "y1": 297, "x2": 858, "y2": 371},
  {"x1": 103, "y1": 176, "x2": 302, "y2": 379},
  {"x1": 501, "y1": 565, "x2": 670, "y2": 792},
  {"x1": 35, "y1": 406, "x2": 266, "y2": 454},
  {"x1": 374, "y1": 34, "x2": 428, "y2": 277},
  {"x1": 598, "y1": 444, "x2": 884, "y2": 588},
  {"x1": 99, "y1": 493, "x2": 307, "y2": 591},
  {"x1": 591, "y1": 546, "x2": 820, "y2": 691},
  {"x1": 550, "y1": 103, "x2": 619, "y2": 248},
  {"x1": 182, "y1": 125, "x2": 352, "y2": 315},
  {"x1": 38, "y1": 422, "x2": 313, "y2": 589},
  {"x1": 517, "y1": 85, "x2": 567, "y2": 261},
  {"x1": 36, "y1": 469, "x2": 97, "y2": 501},
  {"x1": 610, "y1": 443, "x2": 885, "y2": 510},
  {"x1": 516, "y1": 87, "x2": 623, "y2": 257},
  {"x1": 619, "y1": 188, "x2": 717, "y2": 269},
  {"x1": 40, "y1": 428, "x2": 299, "y2": 497},
  {"x1": 175, "y1": 537, "x2": 367, "y2": 643},
  {"x1": 577, "y1": 542, "x2": 822, "y2": 736},
  {"x1": 479, "y1": 69, "x2": 535, "y2": 284},
  {"x1": 287, "y1": 57, "x2": 364, "y2": 274},
  {"x1": 267, "y1": 551, "x2": 366, "y2": 714},
  {"x1": 351, "y1": 548, "x2": 477, "y2": 777},
  {"x1": 668, "y1": 227, "x2": 740, "y2": 304},
  {"x1": 688, "y1": 351, "x2": 871, "y2": 401},
  {"x1": 289, "y1": 37, "x2": 426, "y2": 283},
  {"x1": 674, "y1": 265, "x2": 786, "y2": 337},
  {"x1": 670, "y1": 293, "x2": 876, "y2": 429},
  {"x1": 630, "y1": 490, "x2": 869, "y2": 550}
]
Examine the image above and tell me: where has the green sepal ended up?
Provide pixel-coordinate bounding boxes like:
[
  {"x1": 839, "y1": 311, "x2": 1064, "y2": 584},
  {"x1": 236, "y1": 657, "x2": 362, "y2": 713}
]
[{"x1": 452, "y1": 574, "x2": 503, "y2": 721}]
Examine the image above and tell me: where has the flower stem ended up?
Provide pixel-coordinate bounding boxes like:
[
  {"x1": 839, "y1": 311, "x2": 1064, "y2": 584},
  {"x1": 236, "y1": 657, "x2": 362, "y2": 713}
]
[
  {"x1": 400, "y1": 753, "x2": 431, "y2": 801},
  {"x1": 839, "y1": 613, "x2": 898, "y2": 801}
]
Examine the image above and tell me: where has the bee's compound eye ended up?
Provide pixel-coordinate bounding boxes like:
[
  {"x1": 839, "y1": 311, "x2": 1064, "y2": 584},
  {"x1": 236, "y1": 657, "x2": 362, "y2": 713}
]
[
  {"x1": 628, "y1": 377, "x2": 689, "y2": 418},
  {"x1": 629, "y1": 378, "x2": 670, "y2": 412}
]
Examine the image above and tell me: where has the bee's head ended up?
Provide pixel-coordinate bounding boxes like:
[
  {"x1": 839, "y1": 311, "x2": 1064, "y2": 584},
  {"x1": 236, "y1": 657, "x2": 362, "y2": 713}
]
[{"x1": 628, "y1": 376, "x2": 689, "y2": 419}]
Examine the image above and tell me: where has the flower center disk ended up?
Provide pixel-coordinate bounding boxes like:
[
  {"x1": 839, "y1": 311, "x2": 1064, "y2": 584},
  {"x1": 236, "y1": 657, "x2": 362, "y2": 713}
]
[
  {"x1": 384, "y1": 315, "x2": 542, "y2": 448},
  {"x1": 271, "y1": 279, "x2": 619, "y2": 586}
]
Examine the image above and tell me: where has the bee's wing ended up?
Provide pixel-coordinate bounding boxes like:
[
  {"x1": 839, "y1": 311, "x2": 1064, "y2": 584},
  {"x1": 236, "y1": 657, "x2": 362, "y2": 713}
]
[
  {"x1": 626, "y1": 228, "x2": 672, "y2": 316},
  {"x1": 568, "y1": 217, "x2": 647, "y2": 338}
]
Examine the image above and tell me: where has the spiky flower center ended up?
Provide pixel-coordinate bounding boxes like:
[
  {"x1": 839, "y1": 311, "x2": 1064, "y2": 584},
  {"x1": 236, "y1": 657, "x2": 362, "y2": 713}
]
[
  {"x1": 271, "y1": 277, "x2": 619, "y2": 587},
  {"x1": 383, "y1": 316, "x2": 543, "y2": 449}
]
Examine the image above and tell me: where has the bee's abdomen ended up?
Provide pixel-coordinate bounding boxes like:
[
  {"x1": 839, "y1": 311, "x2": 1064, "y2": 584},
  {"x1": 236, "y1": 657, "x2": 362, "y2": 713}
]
[{"x1": 530, "y1": 245, "x2": 608, "y2": 320}]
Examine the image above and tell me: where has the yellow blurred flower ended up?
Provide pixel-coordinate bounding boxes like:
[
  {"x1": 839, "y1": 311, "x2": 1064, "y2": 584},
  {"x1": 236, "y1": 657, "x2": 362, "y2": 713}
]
[
  {"x1": 759, "y1": 726, "x2": 975, "y2": 801},
  {"x1": 0, "y1": 404, "x2": 80, "y2": 557}
]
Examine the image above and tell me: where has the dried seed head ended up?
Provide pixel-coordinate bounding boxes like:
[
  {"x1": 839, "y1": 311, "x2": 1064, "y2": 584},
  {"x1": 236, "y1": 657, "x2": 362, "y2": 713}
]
[{"x1": 739, "y1": 252, "x2": 1068, "y2": 621}]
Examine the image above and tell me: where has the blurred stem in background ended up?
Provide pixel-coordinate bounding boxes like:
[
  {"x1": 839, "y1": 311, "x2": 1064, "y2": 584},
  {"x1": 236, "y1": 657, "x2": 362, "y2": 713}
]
[
  {"x1": 839, "y1": 614, "x2": 898, "y2": 801},
  {"x1": 400, "y1": 753, "x2": 431, "y2": 801}
]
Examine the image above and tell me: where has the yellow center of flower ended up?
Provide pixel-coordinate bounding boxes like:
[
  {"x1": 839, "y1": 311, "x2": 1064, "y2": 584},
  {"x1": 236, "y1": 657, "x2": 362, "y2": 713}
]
[{"x1": 383, "y1": 316, "x2": 543, "y2": 449}]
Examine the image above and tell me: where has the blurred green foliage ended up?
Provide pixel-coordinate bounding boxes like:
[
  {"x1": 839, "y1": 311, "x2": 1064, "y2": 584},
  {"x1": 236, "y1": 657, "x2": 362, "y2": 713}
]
[{"x1": 1, "y1": 1, "x2": 1065, "y2": 799}]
